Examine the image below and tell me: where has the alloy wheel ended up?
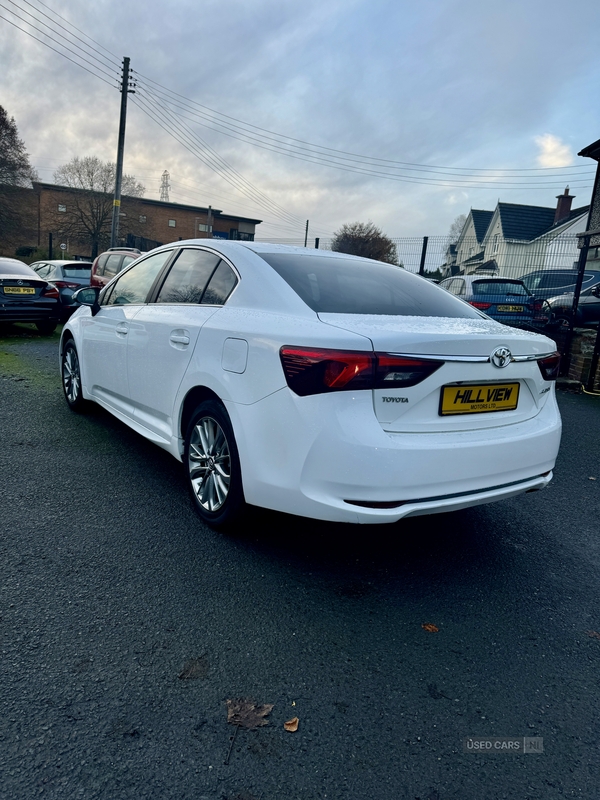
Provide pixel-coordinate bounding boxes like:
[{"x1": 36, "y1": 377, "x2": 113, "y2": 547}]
[
  {"x1": 188, "y1": 416, "x2": 231, "y2": 512},
  {"x1": 62, "y1": 344, "x2": 81, "y2": 405}
]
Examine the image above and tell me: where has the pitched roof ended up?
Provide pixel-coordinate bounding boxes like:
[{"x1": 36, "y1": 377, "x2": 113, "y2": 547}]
[
  {"x1": 496, "y1": 203, "x2": 556, "y2": 240},
  {"x1": 463, "y1": 250, "x2": 485, "y2": 265},
  {"x1": 471, "y1": 210, "x2": 494, "y2": 242}
]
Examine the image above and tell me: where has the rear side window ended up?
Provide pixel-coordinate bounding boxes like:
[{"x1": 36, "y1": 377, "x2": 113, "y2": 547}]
[
  {"x1": 202, "y1": 261, "x2": 237, "y2": 305},
  {"x1": 95, "y1": 254, "x2": 109, "y2": 276},
  {"x1": 259, "y1": 253, "x2": 481, "y2": 317},
  {"x1": 33, "y1": 263, "x2": 53, "y2": 278},
  {"x1": 103, "y1": 254, "x2": 122, "y2": 277},
  {"x1": 156, "y1": 249, "x2": 220, "y2": 304}
]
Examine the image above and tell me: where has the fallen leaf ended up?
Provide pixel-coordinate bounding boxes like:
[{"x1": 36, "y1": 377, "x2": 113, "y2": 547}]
[
  {"x1": 586, "y1": 630, "x2": 600, "y2": 640},
  {"x1": 422, "y1": 623, "x2": 439, "y2": 633},
  {"x1": 284, "y1": 717, "x2": 299, "y2": 732},
  {"x1": 226, "y1": 698, "x2": 274, "y2": 729},
  {"x1": 179, "y1": 655, "x2": 209, "y2": 680},
  {"x1": 589, "y1": 477, "x2": 597, "y2": 481}
]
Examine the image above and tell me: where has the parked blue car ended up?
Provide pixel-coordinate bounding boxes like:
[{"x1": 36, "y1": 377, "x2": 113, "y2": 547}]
[{"x1": 439, "y1": 276, "x2": 549, "y2": 329}]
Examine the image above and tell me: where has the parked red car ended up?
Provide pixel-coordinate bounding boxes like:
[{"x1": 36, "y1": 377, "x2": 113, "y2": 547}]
[{"x1": 90, "y1": 247, "x2": 144, "y2": 289}]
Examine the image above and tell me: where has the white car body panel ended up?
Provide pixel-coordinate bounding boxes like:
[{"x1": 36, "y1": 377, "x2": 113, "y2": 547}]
[{"x1": 61, "y1": 240, "x2": 562, "y2": 525}]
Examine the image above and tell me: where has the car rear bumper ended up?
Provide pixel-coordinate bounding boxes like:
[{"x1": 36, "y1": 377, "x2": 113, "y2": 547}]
[{"x1": 229, "y1": 388, "x2": 562, "y2": 524}]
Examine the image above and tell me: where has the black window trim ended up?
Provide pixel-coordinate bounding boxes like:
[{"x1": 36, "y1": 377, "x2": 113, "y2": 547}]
[{"x1": 147, "y1": 245, "x2": 240, "y2": 307}]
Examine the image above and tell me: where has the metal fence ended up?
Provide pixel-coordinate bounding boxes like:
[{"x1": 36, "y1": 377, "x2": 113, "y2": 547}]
[{"x1": 254, "y1": 234, "x2": 595, "y2": 279}]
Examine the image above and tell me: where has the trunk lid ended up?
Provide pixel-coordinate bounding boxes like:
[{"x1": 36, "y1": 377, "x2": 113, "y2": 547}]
[{"x1": 318, "y1": 313, "x2": 558, "y2": 433}]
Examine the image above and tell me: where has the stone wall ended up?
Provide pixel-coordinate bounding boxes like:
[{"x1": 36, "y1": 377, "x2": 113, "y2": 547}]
[{"x1": 568, "y1": 328, "x2": 600, "y2": 390}]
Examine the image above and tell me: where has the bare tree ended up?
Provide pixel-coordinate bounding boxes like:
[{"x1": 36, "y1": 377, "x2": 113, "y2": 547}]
[
  {"x1": 52, "y1": 156, "x2": 145, "y2": 257},
  {"x1": 448, "y1": 213, "x2": 467, "y2": 243},
  {"x1": 0, "y1": 106, "x2": 37, "y2": 243},
  {"x1": 331, "y1": 221, "x2": 400, "y2": 265}
]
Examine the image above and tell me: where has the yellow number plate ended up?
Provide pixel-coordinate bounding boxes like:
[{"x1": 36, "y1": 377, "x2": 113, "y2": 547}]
[
  {"x1": 440, "y1": 383, "x2": 520, "y2": 416},
  {"x1": 496, "y1": 305, "x2": 524, "y2": 312},
  {"x1": 4, "y1": 286, "x2": 35, "y2": 295}
]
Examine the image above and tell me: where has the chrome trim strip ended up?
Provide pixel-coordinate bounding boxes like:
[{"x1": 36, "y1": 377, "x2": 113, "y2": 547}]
[
  {"x1": 388, "y1": 351, "x2": 557, "y2": 363},
  {"x1": 388, "y1": 353, "x2": 488, "y2": 362}
]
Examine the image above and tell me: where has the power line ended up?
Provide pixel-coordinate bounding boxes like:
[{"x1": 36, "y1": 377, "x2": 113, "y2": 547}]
[
  {"x1": 130, "y1": 94, "x2": 303, "y2": 227},
  {"x1": 133, "y1": 91, "x2": 302, "y2": 226},
  {"x1": 133, "y1": 71, "x2": 595, "y2": 178},
  {"x1": 134, "y1": 80, "x2": 594, "y2": 190},
  {"x1": 0, "y1": 11, "x2": 117, "y2": 86},
  {"x1": 4, "y1": 0, "x2": 119, "y2": 71}
]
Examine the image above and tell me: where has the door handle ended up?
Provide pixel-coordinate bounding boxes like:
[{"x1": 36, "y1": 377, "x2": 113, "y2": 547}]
[
  {"x1": 116, "y1": 323, "x2": 129, "y2": 335},
  {"x1": 170, "y1": 334, "x2": 190, "y2": 345}
]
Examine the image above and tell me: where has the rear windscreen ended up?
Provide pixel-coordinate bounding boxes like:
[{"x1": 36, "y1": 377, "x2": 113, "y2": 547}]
[
  {"x1": 63, "y1": 267, "x2": 91, "y2": 278},
  {"x1": 472, "y1": 281, "x2": 529, "y2": 296},
  {"x1": 259, "y1": 253, "x2": 481, "y2": 317},
  {"x1": 0, "y1": 261, "x2": 35, "y2": 276}
]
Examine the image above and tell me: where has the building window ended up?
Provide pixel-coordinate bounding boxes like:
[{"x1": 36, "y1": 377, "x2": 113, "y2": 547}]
[
  {"x1": 58, "y1": 204, "x2": 66, "y2": 212},
  {"x1": 168, "y1": 219, "x2": 176, "y2": 228},
  {"x1": 139, "y1": 215, "x2": 147, "y2": 223},
  {"x1": 198, "y1": 223, "x2": 211, "y2": 232},
  {"x1": 493, "y1": 234, "x2": 499, "y2": 254}
]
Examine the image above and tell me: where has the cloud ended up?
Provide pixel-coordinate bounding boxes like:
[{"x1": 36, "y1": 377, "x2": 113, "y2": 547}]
[{"x1": 534, "y1": 134, "x2": 574, "y2": 168}]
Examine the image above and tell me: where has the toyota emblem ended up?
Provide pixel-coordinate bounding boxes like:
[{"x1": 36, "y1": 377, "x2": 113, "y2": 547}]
[{"x1": 491, "y1": 346, "x2": 512, "y2": 368}]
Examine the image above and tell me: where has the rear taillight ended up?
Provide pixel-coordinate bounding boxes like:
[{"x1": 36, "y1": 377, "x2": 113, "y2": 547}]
[
  {"x1": 470, "y1": 301, "x2": 492, "y2": 310},
  {"x1": 375, "y1": 354, "x2": 442, "y2": 388},
  {"x1": 41, "y1": 285, "x2": 60, "y2": 299},
  {"x1": 280, "y1": 347, "x2": 442, "y2": 396},
  {"x1": 537, "y1": 352, "x2": 560, "y2": 381},
  {"x1": 53, "y1": 280, "x2": 79, "y2": 289}
]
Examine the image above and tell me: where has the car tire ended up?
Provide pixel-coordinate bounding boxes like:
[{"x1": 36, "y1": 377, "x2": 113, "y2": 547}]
[
  {"x1": 552, "y1": 315, "x2": 571, "y2": 331},
  {"x1": 61, "y1": 340, "x2": 86, "y2": 412},
  {"x1": 36, "y1": 321, "x2": 57, "y2": 335},
  {"x1": 184, "y1": 399, "x2": 246, "y2": 529}
]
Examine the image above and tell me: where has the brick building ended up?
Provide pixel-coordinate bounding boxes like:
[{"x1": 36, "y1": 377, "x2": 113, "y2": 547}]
[{"x1": 0, "y1": 182, "x2": 261, "y2": 259}]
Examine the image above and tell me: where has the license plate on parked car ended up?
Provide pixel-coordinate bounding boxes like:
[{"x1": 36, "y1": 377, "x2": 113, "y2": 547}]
[
  {"x1": 497, "y1": 305, "x2": 524, "y2": 312},
  {"x1": 440, "y1": 383, "x2": 520, "y2": 415},
  {"x1": 3, "y1": 286, "x2": 35, "y2": 294}
]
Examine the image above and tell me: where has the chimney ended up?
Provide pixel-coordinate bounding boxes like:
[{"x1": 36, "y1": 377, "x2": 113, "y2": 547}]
[{"x1": 554, "y1": 186, "x2": 574, "y2": 224}]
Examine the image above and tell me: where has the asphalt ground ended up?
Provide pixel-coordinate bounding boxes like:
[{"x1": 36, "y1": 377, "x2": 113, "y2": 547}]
[{"x1": 1, "y1": 323, "x2": 599, "y2": 800}]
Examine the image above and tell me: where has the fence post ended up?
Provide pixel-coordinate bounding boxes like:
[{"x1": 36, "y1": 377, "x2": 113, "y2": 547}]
[
  {"x1": 418, "y1": 236, "x2": 428, "y2": 275},
  {"x1": 563, "y1": 233, "x2": 591, "y2": 375}
]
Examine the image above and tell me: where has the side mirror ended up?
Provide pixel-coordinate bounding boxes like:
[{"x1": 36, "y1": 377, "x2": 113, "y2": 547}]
[
  {"x1": 73, "y1": 286, "x2": 101, "y2": 316},
  {"x1": 592, "y1": 285, "x2": 600, "y2": 298}
]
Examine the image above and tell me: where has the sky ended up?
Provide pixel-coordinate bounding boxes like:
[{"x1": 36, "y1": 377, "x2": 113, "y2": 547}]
[{"x1": 1, "y1": 0, "x2": 600, "y2": 243}]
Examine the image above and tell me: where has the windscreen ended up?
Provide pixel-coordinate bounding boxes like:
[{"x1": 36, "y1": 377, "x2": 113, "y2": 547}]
[
  {"x1": 259, "y1": 253, "x2": 482, "y2": 317},
  {"x1": 472, "y1": 281, "x2": 529, "y2": 296}
]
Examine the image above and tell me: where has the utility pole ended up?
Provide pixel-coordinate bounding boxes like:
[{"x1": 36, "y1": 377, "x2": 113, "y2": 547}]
[
  {"x1": 304, "y1": 220, "x2": 309, "y2": 247},
  {"x1": 110, "y1": 57, "x2": 134, "y2": 248}
]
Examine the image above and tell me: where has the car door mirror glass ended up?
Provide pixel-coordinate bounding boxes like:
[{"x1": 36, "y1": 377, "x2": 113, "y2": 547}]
[{"x1": 73, "y1": 286, "x2": 101, "y2": 314}]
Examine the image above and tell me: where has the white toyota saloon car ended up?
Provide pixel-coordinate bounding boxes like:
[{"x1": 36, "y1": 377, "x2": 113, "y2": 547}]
[{"x1": 60, "y1": 241, "x2": 562, "y2": 528}]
